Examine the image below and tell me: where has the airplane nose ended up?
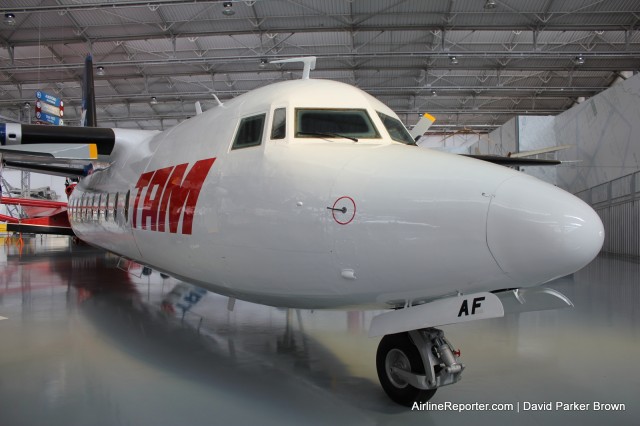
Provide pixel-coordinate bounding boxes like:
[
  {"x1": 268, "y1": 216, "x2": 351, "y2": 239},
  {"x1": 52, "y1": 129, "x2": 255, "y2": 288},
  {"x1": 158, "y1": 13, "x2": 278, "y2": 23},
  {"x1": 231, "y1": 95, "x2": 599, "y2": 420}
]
[{"x1": 487, "y1": 176, "x2": 604, "y2": 284}]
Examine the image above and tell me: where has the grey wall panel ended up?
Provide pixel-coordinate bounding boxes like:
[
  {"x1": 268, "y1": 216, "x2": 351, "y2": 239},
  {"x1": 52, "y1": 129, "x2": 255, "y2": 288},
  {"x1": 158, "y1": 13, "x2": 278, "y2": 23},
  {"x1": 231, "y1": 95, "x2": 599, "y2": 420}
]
[
  {"x1": 594, "y1": 199, "x2": 639, "y2": 257},
  {"x1": 556, "y1": 74, "x2": 640, "y2": 194},
  {"x1": 486, "y1": 117, "x2": 517, "y2": 156},
  {"x1": 517, "y1": 116, "x2": 558, "y2": 185},
  {"x1": 577, "y1": 171, "x2": 640, "y2": 258},
  {"x1": 487, "y1": 115, "x2": 558, "y2": 184}
]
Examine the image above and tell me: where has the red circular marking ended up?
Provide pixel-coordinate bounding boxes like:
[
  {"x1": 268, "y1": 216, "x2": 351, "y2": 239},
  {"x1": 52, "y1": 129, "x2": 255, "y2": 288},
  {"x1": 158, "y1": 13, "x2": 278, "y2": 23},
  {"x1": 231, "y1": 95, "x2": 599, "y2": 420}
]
[{"x1": 332, "y1": 196, "x2": 356, "y2": 225}]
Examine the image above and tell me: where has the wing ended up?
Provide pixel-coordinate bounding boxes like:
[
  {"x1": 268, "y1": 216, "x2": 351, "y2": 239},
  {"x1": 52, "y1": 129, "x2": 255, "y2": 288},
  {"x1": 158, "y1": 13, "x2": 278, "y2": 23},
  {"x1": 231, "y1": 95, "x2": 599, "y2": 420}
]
[
  {"x1": 0, "y1": 212, "x2": 75, "y2": 236},
  {"x1": 1, "y1": 123, "x2": 114, "y2": 177},
  {"x1": 509, "y1": 144, "x2": 573, "y2": 158},
  {"x1": 461, "y1": 154, "x2": 561, "y2": 166},
  {"x1": 0, "y1": 198, "x2": 73, "y2": 236}
]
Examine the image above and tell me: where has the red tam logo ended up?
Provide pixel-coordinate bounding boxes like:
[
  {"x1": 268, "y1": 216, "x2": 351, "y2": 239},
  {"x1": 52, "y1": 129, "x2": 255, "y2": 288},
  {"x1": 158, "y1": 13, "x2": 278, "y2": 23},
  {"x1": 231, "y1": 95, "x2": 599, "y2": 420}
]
[{"x1": 133, "y1": 158, "x2": 216, "y2": 235}]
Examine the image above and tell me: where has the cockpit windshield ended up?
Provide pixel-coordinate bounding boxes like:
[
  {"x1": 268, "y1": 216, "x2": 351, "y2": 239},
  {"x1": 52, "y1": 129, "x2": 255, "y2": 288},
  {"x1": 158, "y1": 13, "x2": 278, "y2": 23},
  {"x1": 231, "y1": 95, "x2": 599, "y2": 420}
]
[
  {"x1": 295, "y1": 109, "x2": 380, "y2": 140},
  {"x1": 377, "y1": 112, "x2": 416, "y2": 145}
]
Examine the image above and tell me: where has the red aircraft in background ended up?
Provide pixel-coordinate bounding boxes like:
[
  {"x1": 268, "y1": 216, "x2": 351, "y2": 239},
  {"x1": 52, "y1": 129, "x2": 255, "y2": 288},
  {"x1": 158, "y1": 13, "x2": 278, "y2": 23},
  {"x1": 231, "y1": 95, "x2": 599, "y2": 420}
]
[{"x1": 0, "y1": 196, "x2": 73, "y2": 236}]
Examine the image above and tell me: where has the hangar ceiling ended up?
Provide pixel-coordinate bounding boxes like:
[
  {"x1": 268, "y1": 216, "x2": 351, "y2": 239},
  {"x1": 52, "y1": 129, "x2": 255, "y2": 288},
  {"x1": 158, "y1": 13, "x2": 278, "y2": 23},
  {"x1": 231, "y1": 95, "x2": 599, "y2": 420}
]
[{"x1": 1, "y1": 0, "x2": 639, "y2": 133}]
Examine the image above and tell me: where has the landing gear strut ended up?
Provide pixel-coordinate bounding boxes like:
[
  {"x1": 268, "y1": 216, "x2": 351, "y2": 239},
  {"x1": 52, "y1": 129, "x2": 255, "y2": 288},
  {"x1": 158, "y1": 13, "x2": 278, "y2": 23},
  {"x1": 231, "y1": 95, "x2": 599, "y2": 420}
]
[{"x1": 376, "y1": 328, "x2": 463, "y2": 406}]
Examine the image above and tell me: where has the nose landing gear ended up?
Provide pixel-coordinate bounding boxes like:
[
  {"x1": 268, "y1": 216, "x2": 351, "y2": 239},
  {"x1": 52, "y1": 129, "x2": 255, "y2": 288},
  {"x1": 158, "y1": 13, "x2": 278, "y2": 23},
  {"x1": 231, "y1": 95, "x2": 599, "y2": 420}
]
[{"x1": 376, "y1": 328, "x2": 463, "y2": 406}]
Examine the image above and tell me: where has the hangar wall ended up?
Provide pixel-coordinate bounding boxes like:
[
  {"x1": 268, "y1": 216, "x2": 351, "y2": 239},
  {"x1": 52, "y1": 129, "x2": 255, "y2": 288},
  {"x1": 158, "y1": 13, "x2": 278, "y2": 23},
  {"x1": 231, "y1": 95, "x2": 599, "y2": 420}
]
[
  {"x1": 517, "y1": 116, "x2": 558, "y2": 184},
  {"x1": 487, "y1": 116, "x2": 557, "y2": 185},
  {"x1": 487, "y1": 74, "x2": 640, "y2": 192},
  {"x1": 555, "y1": 73, "x2": 640, "y2": 193},
  {"x1": 574, "y1": 172, "x2": 640, "y2": 257},
  {"x1": 556, "y1": 73, "x2": 640, "y2": 258},
  {"x1": 417, "y1": 133, "x2": 488, "y2": 154},
  {"x1": 486, "y1": 118, "x2": 517, "y2": 156}
]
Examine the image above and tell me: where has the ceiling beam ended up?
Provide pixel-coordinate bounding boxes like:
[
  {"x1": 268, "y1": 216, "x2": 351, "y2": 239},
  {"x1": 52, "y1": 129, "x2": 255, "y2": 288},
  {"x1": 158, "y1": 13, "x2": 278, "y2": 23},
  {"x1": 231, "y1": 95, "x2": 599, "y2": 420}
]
[
  {"x1": 3, "y1": 24, "x2": 640, "y2": 47},
  {"x1": 2, "y1": 50, "x2": 639, "y2": 73}
]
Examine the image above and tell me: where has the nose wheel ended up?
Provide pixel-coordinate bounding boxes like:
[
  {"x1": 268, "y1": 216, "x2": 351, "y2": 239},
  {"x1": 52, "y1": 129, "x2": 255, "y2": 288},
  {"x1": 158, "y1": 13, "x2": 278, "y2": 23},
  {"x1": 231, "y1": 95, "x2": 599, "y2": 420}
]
[
  {"x1": 376, "y1": 333, "x2": 437, "y2": 406},
  {"x1": 376, "y1": 329, "x2": 463, "y2": 407}
]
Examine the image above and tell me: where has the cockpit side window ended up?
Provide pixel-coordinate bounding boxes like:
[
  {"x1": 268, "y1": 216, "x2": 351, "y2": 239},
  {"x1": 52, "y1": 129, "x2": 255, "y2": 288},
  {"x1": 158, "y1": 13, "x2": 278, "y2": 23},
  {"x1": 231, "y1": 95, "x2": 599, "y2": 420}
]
[
  {"x1": 271, "y1": 108, "x2": 286, "y2": 140},
  {"x1": 295, "y1": 109, "x2": 380, "y2": 139},
  {"x1": 377, "y1": 112, "x2": 416, "y2": 145},
  {"x1": 232, "y1": 113, "x2": 266, "y2": 149}
]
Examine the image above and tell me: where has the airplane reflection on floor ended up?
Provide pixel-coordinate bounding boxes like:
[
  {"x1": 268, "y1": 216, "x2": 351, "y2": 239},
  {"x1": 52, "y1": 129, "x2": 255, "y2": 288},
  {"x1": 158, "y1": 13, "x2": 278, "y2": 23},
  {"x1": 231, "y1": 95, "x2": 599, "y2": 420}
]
[{"x1": 0, "y1": 236, "x2": 638, "y2": 426}]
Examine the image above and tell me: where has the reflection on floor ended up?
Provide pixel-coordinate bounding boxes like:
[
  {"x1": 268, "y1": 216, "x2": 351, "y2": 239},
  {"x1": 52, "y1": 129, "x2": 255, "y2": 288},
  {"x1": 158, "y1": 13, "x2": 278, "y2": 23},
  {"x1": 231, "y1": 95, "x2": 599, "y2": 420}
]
[{"x1": 0, "y1": 236, "x2": 638, "y2": 426}]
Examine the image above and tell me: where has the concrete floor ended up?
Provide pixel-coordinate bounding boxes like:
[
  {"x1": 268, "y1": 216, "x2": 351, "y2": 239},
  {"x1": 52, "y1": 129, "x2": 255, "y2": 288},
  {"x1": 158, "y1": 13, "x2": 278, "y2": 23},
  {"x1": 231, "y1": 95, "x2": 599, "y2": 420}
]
[{"x1": 0, "y1": 235, "x2": 638, "y2": 426}]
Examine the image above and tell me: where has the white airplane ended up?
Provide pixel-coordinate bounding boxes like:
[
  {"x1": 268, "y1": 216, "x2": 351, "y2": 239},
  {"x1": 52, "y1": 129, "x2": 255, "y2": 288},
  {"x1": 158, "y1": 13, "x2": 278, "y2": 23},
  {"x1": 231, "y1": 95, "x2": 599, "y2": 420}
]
[{"x1": 0, "y1": 56, "x2": 604, "y2": 406}]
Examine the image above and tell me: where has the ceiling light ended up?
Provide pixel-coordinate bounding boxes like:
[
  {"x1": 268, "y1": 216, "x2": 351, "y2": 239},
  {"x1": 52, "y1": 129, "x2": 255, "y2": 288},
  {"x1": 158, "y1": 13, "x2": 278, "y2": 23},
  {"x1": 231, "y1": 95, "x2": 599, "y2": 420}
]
[
  {"x1": 484, "y1": 0, "x2": 497, "y2": 9},
  {"x1": 574, "y1": 55, "x2": 585, "y2": 65},
  {"x1": 431, "y1": 90, "x2": 437, "y2": 97},
  {"x1": 259, "y1": 59, "x2": 268, "y2": 68},
  {"x1": 150, "y1": 96, "x2": 158, "y2": 105},
  {"x1": 96, "y1": 66, "x2": 105, "y2": 76},
  {"x1": 4, "y1": 13, "x2": 16, "y2": 26},
  {"x1": 449, "y1": 56, "x2": 458, "y2": 65},
  {"x1": 222, "y1": 2, "x2": 235, "y2": 16}
]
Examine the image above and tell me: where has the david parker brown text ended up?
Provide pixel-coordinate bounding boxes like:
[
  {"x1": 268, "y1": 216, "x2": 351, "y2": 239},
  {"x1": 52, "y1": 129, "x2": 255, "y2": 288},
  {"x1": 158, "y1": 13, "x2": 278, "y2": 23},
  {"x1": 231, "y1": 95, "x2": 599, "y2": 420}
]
[{"x1": 412, "y1": 401, "x2": 627, "y2": 412}]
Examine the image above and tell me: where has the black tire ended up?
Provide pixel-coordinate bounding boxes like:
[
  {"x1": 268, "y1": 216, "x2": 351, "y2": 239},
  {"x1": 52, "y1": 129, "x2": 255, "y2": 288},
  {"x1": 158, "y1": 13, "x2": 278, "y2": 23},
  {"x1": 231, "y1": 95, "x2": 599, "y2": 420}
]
[{"x1": 376, "y1": 332, "x2": 437, "y2": 407}]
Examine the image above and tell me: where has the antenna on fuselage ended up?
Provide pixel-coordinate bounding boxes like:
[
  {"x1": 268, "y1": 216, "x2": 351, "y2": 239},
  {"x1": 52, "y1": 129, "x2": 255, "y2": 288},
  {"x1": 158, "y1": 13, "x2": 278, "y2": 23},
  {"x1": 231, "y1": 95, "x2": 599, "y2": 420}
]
[
  {"x1": 270, "y1": 57, "x2": 316, "y2": 79},
  {"x1": 195, "y1": 94, "x2": 223, "y2": 115},
  {"x1": 211, "y1": 93, "x2": 223, "y2": 107}
]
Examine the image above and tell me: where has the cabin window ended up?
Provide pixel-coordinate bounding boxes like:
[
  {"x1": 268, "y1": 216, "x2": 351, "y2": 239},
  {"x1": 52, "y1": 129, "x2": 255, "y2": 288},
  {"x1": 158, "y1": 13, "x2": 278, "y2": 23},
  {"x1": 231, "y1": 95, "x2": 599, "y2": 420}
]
[
  {"x1": 270, "y1": 108, "x2": 286, "y2": 140},
  {"x1": 96, "y1": 193, "x2": 101, "y2": 221},
  {"x1": 92, "y1": 194, "x2": 99, "y2": 221},
  {"x1": 99, "y1": 193, "x2": 107, "y2": 222},
  {"x1": 232, "y1": 113, "x2": 266, "y2": 149},
  {"x1": 295, "y1": 109, "x2": 380, "y2": 140},
  {"x1": 104, "y1": 193, "x2": 110, "y2": 220},
  {"x1": 82, "y1": 194, "x2": 89, "y2": 221},
  {"x1": 113, "y1": 193, "x2": 119, "y2": 220},
  {"x1": 124, "y1": 190, "x2": 130, "y2": 223},
  {"x1": 377, "y1": 112, "x2": 416, "y2": 145}
]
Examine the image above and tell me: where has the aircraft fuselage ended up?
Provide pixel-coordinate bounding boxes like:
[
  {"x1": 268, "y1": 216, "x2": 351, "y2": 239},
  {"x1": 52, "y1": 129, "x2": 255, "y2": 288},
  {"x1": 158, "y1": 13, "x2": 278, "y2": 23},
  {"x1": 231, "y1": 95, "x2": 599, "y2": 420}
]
[{"x1": 67, "y1": 79, "x2": 604, "y2": 310}]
